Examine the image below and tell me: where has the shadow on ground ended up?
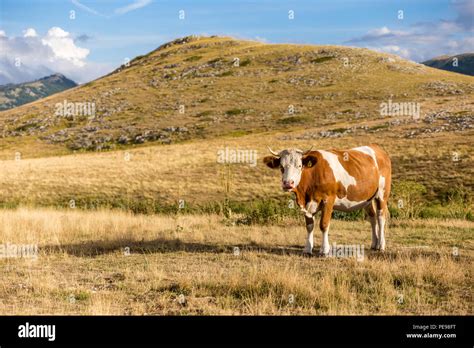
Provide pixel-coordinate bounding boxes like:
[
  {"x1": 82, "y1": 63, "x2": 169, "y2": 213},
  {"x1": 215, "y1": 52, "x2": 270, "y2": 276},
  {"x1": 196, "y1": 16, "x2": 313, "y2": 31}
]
[
  {"x1": 40, "y1": 238, "x2": 304, "y2": 257},
  {"x1": 40, "y1": 237, "x2": 450, "y2": 261}
]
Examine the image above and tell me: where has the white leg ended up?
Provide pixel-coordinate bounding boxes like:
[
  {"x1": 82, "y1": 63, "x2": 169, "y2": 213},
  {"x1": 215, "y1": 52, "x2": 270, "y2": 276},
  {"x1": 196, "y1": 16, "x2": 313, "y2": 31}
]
[
  {"x1": 369, "y1": 215, "x2": 379, "y2": 250},
  {"x1": 320, "y1": 227, "x2": 330, "y2": 256},
  {"x1": 304, "y1": 216, "x2": 314, "y2": 254},
  {"x1": 377, "y1": 210, "x2": 386, "y2": 251}
]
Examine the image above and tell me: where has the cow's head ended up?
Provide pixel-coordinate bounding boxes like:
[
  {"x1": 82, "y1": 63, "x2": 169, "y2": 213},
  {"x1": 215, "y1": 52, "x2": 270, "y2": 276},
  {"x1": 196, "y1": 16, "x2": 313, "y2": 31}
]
[{"x1": 263, "y1": 147, "x2": 316, "y2": 191}]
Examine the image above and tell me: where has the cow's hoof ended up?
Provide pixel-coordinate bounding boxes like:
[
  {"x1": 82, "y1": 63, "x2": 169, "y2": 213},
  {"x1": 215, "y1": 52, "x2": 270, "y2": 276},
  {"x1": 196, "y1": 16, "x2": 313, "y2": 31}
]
[
  {"x1": 318, "y1": 251, "x2": 330, "y2": 258},
  {"x1": 302, "y1": 251, "x2": 313, "y2": 258}
]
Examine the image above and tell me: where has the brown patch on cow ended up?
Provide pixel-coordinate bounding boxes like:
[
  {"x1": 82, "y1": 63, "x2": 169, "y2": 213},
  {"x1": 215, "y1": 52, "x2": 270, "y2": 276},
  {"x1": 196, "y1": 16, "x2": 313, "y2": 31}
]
[
  {"x1": 294, "y1": 151, "x2": 337, "y2": 207},
  {"x1": 263, "y1": 155, "x2": 280, "y2": 169},
  {"x1": 336, "y1": 182, "x2": 346, "y2": 199},
  {"x1": 327, "y1": 149, "x2": 379, "y2": 202}
]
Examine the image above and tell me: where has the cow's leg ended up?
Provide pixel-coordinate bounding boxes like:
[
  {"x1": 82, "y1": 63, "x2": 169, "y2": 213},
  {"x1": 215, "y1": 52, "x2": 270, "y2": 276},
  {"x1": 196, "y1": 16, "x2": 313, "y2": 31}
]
[
  {"x1": 365, "y1": 201, "x2": 379, "y2": 250},
  {"x1": 319, "y1": 199, "x2": 334, "y2": 256},
  {"x1": 375, "y1": 198, "x2": 386, "y2": 251},
  {"x1": 303, "y1": 215, "x2": 315, "y2": 255}
]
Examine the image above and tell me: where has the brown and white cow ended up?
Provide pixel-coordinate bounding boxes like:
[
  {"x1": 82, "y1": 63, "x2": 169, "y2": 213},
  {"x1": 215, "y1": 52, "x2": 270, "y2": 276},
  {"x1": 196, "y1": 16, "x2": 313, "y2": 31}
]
[{"x1": 263, "y1": 144, "x2": 391, "y2": 255}]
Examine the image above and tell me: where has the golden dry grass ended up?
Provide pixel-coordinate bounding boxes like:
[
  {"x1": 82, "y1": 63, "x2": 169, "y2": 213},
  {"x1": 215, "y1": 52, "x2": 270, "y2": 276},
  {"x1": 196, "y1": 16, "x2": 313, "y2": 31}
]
[
  {"x1": 0, "y1": 122, "x2": 472, "y2": 208},
  {"x1": 0, "y1": 207, "x2": 472, "y2": 315}
]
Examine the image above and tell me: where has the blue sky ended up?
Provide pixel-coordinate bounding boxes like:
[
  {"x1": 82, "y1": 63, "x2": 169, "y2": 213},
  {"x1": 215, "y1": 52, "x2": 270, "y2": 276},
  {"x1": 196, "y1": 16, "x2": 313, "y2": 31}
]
[{"x1": 0, "y1": 0, "x2": 472, "y2": 84}]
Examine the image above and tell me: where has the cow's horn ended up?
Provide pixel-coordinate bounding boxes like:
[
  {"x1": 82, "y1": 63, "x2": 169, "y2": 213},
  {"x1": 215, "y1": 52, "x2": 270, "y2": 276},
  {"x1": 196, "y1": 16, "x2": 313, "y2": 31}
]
[
  {"x1": 296, "y1": 146, "x2": 313, "y2": 156},
  {"x1": 267, "y1": 146, "x2": 280, "y2": 157}
]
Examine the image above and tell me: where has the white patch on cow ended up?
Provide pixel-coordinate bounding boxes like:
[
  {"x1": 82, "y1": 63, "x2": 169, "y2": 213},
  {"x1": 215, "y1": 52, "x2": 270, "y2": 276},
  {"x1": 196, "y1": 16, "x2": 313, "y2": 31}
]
[
  {"x1": 334, "y1": 197, "x2": 371, "y2": 212},
  {"x1": 306, "y1": 201, "x2": 318, "y2": 215},
  {"x1": 299, "y1": 205, "x2": 311, "y2": 218},
  {"x1": 318, "y1": 150, "x2": 356, "y2": 190},
  {"x1": 377, "y1": 210, "x2": 386, "y2": 251},
  {"x1": 377, "y1": 176, "x2": 386, "y2": 202},
  {"x1": 300, "y1": 201, "x2": 318, "y2": 218},
  {"x1": 353, "y1": 146, "x2": 378, "y2": 169}
]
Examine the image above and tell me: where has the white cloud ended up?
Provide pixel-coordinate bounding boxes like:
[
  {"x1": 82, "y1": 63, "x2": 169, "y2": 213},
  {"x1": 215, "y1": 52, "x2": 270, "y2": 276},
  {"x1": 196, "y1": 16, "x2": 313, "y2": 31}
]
[
  {"x1": 41, "y1": 27, "x2": 89, "y2": 67},
  {"x1": 346, "y1": 0, "x2": 474, "y2": 62},
  {"x1": 23, "y1": 28, "x2": 37, "y2": 38},
  {"x1": 71, "y1": 0, "x2": 103, "y2": 17},
  {"x1": 349, "y1": 26, "x2": 408, "y2": 43},
  {"x1": 371, "y1": 45, "x2": 411, "y2": 59},
  {"x1": 0, "y1": 30, "x2": 6, "y2": 37},
  {"x1": 368, "y1": 27, "x2": 391, "y2": 37},
  {"x1": 71, "y1": 0, "x2": 152, "y2": 17},
  {"x1": 114, "y1": 0, "x2": 152, "y2": 15},
  {"x1": 0, "y1": 27, "x2": 113, "y2": 84}
]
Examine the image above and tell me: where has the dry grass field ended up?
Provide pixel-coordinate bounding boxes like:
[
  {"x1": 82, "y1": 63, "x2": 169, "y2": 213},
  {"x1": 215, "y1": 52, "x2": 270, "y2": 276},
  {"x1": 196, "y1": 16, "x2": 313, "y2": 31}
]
[
  {"x1": 0, "y1": 208, "x2": 472, "y2": 315},
  {"x1": 0, "y1": 126, "x2": 472, "y2": 210}
]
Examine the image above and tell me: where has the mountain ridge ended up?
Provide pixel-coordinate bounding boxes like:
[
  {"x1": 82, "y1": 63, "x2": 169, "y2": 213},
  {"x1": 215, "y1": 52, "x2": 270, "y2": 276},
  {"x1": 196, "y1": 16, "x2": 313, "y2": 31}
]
[
  {"x1": 0, "y1": 73, "x2": 77, "y2": 111},
  {"x1": 422, "y1": 53, "x2": 474, "y2": 76}
]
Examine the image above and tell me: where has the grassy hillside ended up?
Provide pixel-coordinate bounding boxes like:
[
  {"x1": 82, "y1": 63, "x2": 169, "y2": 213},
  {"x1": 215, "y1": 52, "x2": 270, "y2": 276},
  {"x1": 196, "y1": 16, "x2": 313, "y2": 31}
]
[
  {"x1": 0, "y1": 35, "x2": 472, "y2": 155},
  {"x1": 0, "y1": 73, "x2": 77, "y2": 111},
  {"x1": 0, "y1": 36, "x2": 472, "y2": 212}
]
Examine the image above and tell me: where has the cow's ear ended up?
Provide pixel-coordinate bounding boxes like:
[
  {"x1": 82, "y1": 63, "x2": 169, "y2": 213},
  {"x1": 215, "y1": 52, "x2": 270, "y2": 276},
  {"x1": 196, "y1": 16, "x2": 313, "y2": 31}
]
[
  {"x1": 263, "y1": 156, "x2": 280, "y2": 169},
  {"x1": 302, "y1": 155, "x2": 317, "y2": 168}
]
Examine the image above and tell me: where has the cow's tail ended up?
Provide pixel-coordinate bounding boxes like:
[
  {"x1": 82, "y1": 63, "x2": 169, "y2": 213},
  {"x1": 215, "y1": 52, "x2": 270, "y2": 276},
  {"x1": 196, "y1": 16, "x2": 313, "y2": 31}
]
[{"x1": 384, "y1": 203, "x2": 390, "y2": 235}]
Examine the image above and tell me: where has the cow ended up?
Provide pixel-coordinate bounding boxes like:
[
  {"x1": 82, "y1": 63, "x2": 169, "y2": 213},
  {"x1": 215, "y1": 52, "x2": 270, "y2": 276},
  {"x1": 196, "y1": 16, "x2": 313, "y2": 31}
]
[{"x1": 263, "y1": 144, "x2": 391, "y2": 256}]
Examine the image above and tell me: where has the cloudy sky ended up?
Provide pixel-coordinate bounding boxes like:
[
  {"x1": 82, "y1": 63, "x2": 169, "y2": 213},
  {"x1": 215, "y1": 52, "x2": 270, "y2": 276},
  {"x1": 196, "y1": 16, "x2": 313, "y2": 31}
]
[{"x1": 0, "y1": 0, "x2": 472, "y2": 85}]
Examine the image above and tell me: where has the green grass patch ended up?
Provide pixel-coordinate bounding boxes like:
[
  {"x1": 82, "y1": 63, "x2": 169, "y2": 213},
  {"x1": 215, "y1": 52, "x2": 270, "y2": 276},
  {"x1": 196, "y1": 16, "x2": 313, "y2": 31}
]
[
  {"x1": 225, "y1": 108, "x2": 246, "y2": 116},
  {"x1": 184, "y1": 55, "x2": 202, "y2": 62},
  {"x1": 226, "y1": 130, "x2": 250, "y2": 137},
  {"x1": 277, "y1": 116, "x2": 308, "y2": 125},
  {"x1": 219, "y1": 71, "x2": 233, "y2": 77},
  {"x1": 240, "y1": 59, "x2": 251, "y2": 67},
  {"x1": 311, "y1": 56, "x2": 335, "y2": 64},
  {"x1": 196, "y1": 110, "x2": 212, "y2": 117}
]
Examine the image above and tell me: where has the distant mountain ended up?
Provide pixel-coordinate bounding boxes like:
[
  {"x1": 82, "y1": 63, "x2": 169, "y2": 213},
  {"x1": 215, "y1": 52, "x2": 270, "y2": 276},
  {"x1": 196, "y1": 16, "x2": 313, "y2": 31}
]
[
  {"x1": 0, "y1": 73, "x2": 77, "y2": 111},
  {"x1": 422, "y1": 53, "x2": 474, "y2": 76}
]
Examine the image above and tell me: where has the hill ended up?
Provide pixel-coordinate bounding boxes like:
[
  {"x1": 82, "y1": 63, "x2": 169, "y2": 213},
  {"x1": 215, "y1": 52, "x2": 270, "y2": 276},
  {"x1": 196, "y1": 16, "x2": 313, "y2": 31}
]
[
  {"x1": 422, "y1": 53, "x2": 474, "y2": 76},
  {"x1": 0, "y1": 73, "x2": 77, "y2": 111},
  {"x1": 0, "y1": 36, "x2": 472, "y2": 209},
  {"x1": 0, "y1": 35, "x2": 472, "y2": 156}
]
